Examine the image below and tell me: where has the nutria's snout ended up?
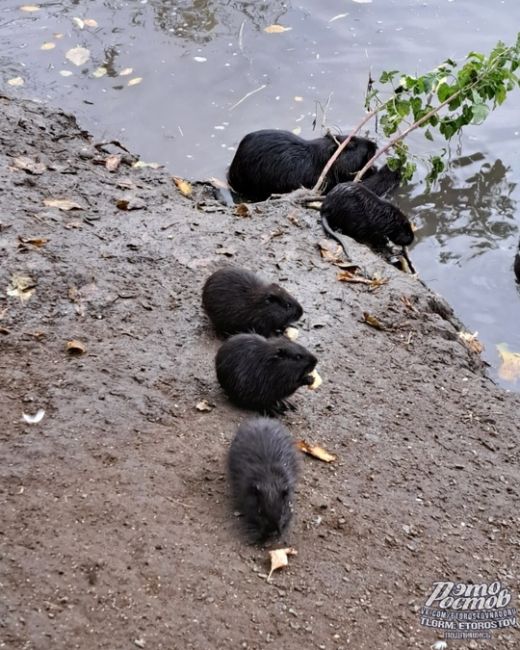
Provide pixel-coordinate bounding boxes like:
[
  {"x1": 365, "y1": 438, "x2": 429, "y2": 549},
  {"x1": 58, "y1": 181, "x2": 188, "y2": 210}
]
[{"x1": 300, "y1": 357, "x2": 318, "y2": 385}]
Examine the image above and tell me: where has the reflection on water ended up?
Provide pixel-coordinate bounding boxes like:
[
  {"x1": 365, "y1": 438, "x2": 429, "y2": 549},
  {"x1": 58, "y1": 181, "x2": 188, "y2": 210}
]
[{"x1": 1, "y1": 0, "x2": 520, "y2": 388}]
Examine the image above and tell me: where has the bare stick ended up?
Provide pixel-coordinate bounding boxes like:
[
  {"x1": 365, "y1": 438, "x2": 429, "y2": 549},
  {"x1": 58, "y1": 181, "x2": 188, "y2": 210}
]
[{"x1": 229, "y1": 84, "x2": 267, "y2": 111}]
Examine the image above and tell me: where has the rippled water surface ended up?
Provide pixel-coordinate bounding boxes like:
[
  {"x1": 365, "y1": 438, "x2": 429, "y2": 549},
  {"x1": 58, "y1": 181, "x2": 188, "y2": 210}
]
[{"x1": 2, "y1": 0, "x2": 520, "y2": 388}]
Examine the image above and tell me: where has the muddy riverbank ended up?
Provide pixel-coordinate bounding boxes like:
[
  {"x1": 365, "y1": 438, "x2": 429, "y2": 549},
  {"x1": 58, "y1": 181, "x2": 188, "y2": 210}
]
[{"x1": 1, "y1": 96, "x2": 519, "y2": 650}]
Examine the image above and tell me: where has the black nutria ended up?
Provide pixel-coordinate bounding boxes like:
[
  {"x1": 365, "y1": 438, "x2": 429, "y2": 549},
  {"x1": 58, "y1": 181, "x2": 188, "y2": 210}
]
[
  {"x1": 227, "y1": 129, "x2": 377, "y2": 201},
  {"x1": 216, "y1": 333, "x2": 317, "y2": 414},
  {"x1": 361, "y1": 164, "x2": 401, "y2": 198},
  {"x1": 320, "y1": 181, "x2": 414, "y2": 248},
  {"x1": 202, "y1": 267, "x2": 303, "y2": 337},
  {"x1": 228, "y1": 417, "x2": 299, "y2": 543},
  {"x1": 515, "y1": 238, "x2": 520, "y2": 282}
]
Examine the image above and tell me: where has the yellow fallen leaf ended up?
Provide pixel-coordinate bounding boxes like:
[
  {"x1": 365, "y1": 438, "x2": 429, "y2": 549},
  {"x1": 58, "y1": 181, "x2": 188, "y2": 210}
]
[
  {"x1": 308, "y1": 369, "x2": 322, "y2": 390},
  {"x1": 173, "y1": 176, "x2": 192, "y2": 197},
  {"x1": 20, "y1": 4, "x2": 40, "y2": 11},
  {"x1": 66, "y1": 339, "x2": 87, "y2": 355},
  {"x1": 105, "y1": 154, "x2": 121, "y2": 172},
  {"x1": 41, "y1": 42, "x2": 56, "y2": 50},
  {"x1": 65, "y1": 46, "x2": 90, "y2": 66},
  {"x1": 18, "y1": 237, "x2": 48, "y2": 248},
  {"x1": 8, "y1": 77, "x2": 24, "y2": 87},
  {"x1": 264, "y1": 24, "x2": 292, "y2": 33},
  {"x1": 337, "y1": 270, "x2": 387, "y2": 289},
  {"x1": 284, "y1": 326, "x2": 299, "y2": 341},
  {"x1": 235, "y1": 203, "x2": 250, "y2": 217},
  {"x1": 132, "y1": 160, "x2": 162, "y2": 170},
  {"x1": 497, "y1": 343, "x2": 520, "y2": 383},
  {"x1": 292, "y1": 126, "x2": 302, "y2": 135},
  {"x1": 92, "y1": 66, "x2": 107, "y2": 78},
  {"x1": 83, "y1": 18, "x2": 98, "y2": 27},
  {"x1": 362, "y1": 311, "x2": 387, "y2": 330},
  {"x1": 127, "y1": 77, "x2": 143, "y2": 86},
  {"x1": 7, "y1": 274, "x2": 36, "y2": 302},
  {"x1": 459, "y1": 331, "x2": 484, "y2": 355},
  {"x1": 267, "y1": 547, "x2": 297, "y2": 582},
  {"x1": 119, "y1": 67, "x2": 133, "y2": 76},
  {"x1": 297, "y1": 440, "x2": 336, "y2": 463},
  {"x1": 43, "y1": 198, "x2": 83, "y2": 211}
]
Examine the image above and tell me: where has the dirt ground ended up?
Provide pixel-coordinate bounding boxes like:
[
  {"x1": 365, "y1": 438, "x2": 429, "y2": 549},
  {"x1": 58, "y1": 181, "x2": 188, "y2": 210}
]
[{"x1": 1, "y1": 95, "x2": 519, "y2": 650}]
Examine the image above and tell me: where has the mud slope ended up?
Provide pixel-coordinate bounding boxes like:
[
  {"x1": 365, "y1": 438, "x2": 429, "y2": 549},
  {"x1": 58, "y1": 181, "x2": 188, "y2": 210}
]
[{"x1": 0, "y1": 96, "x2": 519, "y2": 650}]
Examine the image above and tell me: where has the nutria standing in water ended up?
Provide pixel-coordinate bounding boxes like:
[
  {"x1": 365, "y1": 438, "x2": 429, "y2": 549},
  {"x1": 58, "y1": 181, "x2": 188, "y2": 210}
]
[
  {"x1": 227, "y1": 129, "x2": 377, "y2": 201},
  {"x1": 215, "y1": 333, "x2": 318, "y2": 414},
  {"x1": 202, "y1": 267, "x2": 303, "y2": 337},
  {"x1": 228, "y1": 417, "x2": 299, "y2": 543}
]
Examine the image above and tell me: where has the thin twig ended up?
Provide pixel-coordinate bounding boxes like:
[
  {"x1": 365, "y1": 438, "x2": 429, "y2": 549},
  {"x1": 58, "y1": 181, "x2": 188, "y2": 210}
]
[{"x1": 229, "y1": 84, "x2": 267, "y2": 111}]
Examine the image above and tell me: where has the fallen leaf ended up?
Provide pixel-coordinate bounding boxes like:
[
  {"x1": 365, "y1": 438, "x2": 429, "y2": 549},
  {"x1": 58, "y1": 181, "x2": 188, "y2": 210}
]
[
  {"x1": 208, "y1": 176, "x2": 228, "y2": 189},
  {"x1": 235, "y1": 203, "x2": 250, "y2": 217},
  {"x1": 195, "y1": 399, "x2": 213, "y2": 412},
  {"x1": 292, "y1": 127, "x2": 302, "y2": 135},
  {"x1": 54, "y1": 32, "x2": 64, "y2": 39},
  {"x1": 337, "y1": 269, "x2": 388, "y2": 289},
  {"x1": 264, "y1": 24, "x2": 292, "y2": 33},
  {"x1": 8, "y1": 77, "x2": 24, "y2": 87},
  {"x1": 308, "y1": 369, "x2": 322, "y2": 390},
  {"x1": 173, "y1": 176, "x2": 193, "y2": 197},
  {"x1": 40, "y1": 42, "x2": 56, "y2": 50},
  {"x1": 497, "y1": 343, "x2": 520, "y2": 383},
  {"x1": 7, "y1": 274, "x2": 36, "y2": 302},
  {"x1": 72, "y1": 17, "x2": 84, "y2": 29},
  {"x1": 459, "y1": 331, "x2": 484, "y2": 355},
  {"x1": 20, "y1": 4, "x2": 40, "y2": 11},
  {"x1": 43, "y1": 198, "x2": 83, "y2": 211},
  {"x1": 119, "y1": 67, "x2": 133, "y2": 76},
  {"x1": 132, "y1": 160, "x2": 162, "y2": 170},
  {"x1": 284, "y1": 326, "x2": 299, "y2": 341},
  {"x1": 0, "y1": 327, "x2": 10, "y2": 335},
  {"x1": 66, "y1": 339, "x2": 86, "y2": 355},
  {"x1": 105, "y1": 154, "x2": 122, "y2": 172},
  {"x1": 318, "y1": 240, "x2": 343, "y2": 264},
  {"x1": 12, "y1": 156, "x2": 46, "y2": 175},
  {"x1": 92, "y1": 66, "x2": 107, "y2": 78},
  {"x1": 267, "y1": 547, "x2": 297, "y2": 582},
  {"x1": 400, "y1": 295, "x2": 417, "y2": 312},
  {"x1": 59, "y1": 70, "x2": 73, "y2": 77},
  {"x1": 22, "y1": 409, "x2": 45, "y2": 424},
  {"x1": 193, "y1": 56, "x2": 207, "y2": 63},
  {"x1": 127, "y1": 77, "x2": 143, "y2": 86},
  {"x1": 65, "y1": 46, "x2": 90, "y2": 67},
  {"x1": 83, "y1": 18, "x2": 98, "y2": 27},
  {"x1": 18, "y1": 236, "x2": 48, "y2": 248},
  {"x1": 297, "y1": 440, "x2": 337, "y2": 463},
  {"x1": 293, "y1": 96, "x2": 303, "y2": 102},
  {"x1": 362, "y1": 312, "x2": 387, "y2": 330},
  {"x1": 116, "y1": 197, "x2": 145, "y2": 211}
]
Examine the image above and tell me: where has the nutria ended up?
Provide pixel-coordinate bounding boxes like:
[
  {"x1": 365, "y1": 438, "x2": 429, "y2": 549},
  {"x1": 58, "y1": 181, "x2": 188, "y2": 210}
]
[
  {"x1": 228, "y1": 417, "x2": 299, "y2": 542},
  {"x1": 216, "y1": 333, "x2": 317, "y2": 414},
  {"x1": 515, "y1": 239, "x2": 520, "y2": 282},
  {"x1": 361, "y1": 164, "x2": 401, "y2": 198},
  {"x1": 227, "y1": 129, "x2": 377, "y2": 201},
  {"x1": 202, "y1": 267, "x2": 303, "y2": 337},
  {"x1": 320, "y1": 181, "x2": 414, "y2": 247}
]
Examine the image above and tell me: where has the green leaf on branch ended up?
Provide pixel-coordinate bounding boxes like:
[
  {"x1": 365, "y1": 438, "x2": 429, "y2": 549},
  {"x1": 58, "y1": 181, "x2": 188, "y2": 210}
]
[{"x1": 471, "y1": 103, "x2": 490, "y2": 124}]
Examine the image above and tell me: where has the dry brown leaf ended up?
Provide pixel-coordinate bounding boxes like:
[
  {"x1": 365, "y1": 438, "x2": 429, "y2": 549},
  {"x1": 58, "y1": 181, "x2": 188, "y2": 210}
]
[
  {"x1": 235, "y1": 203, "x2": 250, "y2": 218},
  {"x1": 264, "y1": 24, "x2": 292, "y2": 33},
  {"x1": 105, "y1": 154, "x2": 122, "y2": 172},
  {"x1": 195, "y1": 399, "x2": 213, "y2": 412},
  {"x1": 459, "y1": 331, "x2": 484, "y2": 355},
  {"x1": 173, "y1": 176, "x2": 193, "y2": 197},
  {"x1": 43, "y1": 198, "x2": 83, "y2": 211},
  {"x1": 66, "y1": 339, "x2": 86, "y2": 355},
  {"x1": 497, "y1": 343, "x2": 520, "y2": 383},
  {"x1": 65, "y1": 46, "x2": 90, "y2": 66},
  {"x1": 208, "y1": 176, "x2": 228, "y2": 189},
  {"x1": 7, "y1": 274, "x2": 36, "y2": 302},
  {"x1": 296, "y1": 440, "x2": 336, "y2": 463},
  {"x1": 400, "y1": 295, "x2": 417, "y2": 312},
  {"x1": 318, "y1": 240, "x2": 343, "y2": 264},
  {"x1": 337, "y1": 270, "x2": 387, "y2": 290},
  {"x1": 267, "y1": 547, "x2": 297, "y2": 582},
  {"x1": 116, "y1": 197, "x2": 145, "y2": 211},
  {"x1": 12, "y1": 156, "x2": 46, "y2": 175},
  {"x1": 18, "y1": 236, "x2": 48, "y2": 248},
  {"x1": 362, "y1": 312, "x2": 387, "y2": 330}
]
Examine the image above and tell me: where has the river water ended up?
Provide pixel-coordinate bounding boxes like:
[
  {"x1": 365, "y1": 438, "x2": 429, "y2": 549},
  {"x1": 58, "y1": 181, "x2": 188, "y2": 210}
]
[{"x1": 2, "y1": 0, "x2": 519, "y2": 388}]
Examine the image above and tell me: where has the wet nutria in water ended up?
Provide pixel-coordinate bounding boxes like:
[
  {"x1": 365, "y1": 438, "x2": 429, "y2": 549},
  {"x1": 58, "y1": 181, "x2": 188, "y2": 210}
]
[
  {"x1": 320, "y1": 181, "x2": 414, "y2": 247},
  {"x1": 228, "y1": 417, "x2": 299, "y2": 542},
  {"x1": 216, "y1": 333, "x2": 317, "y2": 414},
  {"x1": 515, "y1": 239, "x2": 520, "y2": 282},
  {"x1": 227, "y1": 129, "x2": 377, "y2": 201},
  {"x1": 202, "y1": 267, "x2": 303, "y2": 337}
]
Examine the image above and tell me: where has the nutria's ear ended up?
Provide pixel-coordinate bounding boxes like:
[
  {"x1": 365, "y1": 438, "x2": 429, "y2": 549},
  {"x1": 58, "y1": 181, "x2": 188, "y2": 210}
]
[{"x1": 275, "y1": 347, "x2": 289, "y2": 359}]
